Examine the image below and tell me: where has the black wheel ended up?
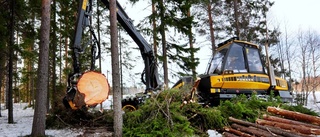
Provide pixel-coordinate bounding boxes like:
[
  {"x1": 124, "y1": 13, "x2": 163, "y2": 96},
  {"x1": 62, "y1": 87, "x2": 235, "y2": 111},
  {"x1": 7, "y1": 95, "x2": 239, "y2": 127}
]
[{"x1": 122, "y1": 98, "x2": 139, "y2": 112}]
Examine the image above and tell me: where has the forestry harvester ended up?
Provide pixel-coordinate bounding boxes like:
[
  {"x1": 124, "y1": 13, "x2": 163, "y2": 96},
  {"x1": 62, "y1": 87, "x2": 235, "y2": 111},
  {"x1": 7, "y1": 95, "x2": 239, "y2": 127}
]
[{"x1": 172, "y1": 37, "x2": 293, "y2": 106}]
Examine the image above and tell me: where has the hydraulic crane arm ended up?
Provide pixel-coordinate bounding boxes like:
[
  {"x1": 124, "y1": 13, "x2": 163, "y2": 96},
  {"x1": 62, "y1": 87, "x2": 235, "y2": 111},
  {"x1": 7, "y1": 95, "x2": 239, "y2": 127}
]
[
  {"x1": 72, "y1": 0, "x2": 161, "y2": 91},
  {"x1": 100, "y1": 0, "x2": 162, "y2": 92}
]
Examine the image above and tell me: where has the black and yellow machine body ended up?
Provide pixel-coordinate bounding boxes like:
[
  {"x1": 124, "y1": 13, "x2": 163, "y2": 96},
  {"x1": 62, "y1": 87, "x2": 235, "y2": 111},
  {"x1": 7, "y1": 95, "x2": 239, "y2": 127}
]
[{"x1": 173, "y1": 38, "x2": 292, "y2": 106}]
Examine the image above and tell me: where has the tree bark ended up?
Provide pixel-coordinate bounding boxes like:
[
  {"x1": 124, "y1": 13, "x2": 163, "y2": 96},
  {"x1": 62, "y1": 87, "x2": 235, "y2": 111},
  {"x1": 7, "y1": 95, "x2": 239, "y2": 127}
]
[
  {"x1": 267, "y1": 106, "x2": 320, "y2": 126},
  {"x1": 187, "y1": 9, "x2": 196, "y2": 79},
  {"x1": 231, "y1": 123, "x2": 269, "y2": 137},
  {"x1": 256, "y1": 118, "x2": 320, "y2": 135},
  {"x1": 152, "y1": 1, "x2": 157, "y2": 63},
  {"x1": 263, "y1": 114, "x2": 320, "y2": 129},
  {"x1": 229, "y1": 117, "x2": 301, "y2": 137},
  {"x1": 233, "y1": 0, "x2": 240, "y2": 38},
  {"x1": 207, "y1": 1, "x2": 216, "y2": 54},
  {"x1": 31, "y1": 0, "x2": 50, "y2": 136},
  {"x1": 224, "y1": 127, "x2": 252, "y2": 137},
  {"x1": 160, "y1": 0, "x2": 168, "y2": 87},
  {"x1": 8, "y1": 0, "x2": 15, "y2": 124},
  {"x1": 223, "y1": 131, "x2": 240, "y2": 137},
  {"x1": 110, "y1": 0, "x2": 122, "y2": 136}
]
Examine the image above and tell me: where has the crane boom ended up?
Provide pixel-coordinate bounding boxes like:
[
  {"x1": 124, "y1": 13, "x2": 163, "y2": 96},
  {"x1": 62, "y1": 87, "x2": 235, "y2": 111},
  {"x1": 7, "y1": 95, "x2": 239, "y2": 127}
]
[
  {"x1": 100, "y1": 0, "x2": 161, "y2": 91},
  {"x1": 64, "y1": 0, "x2": 161, "y2": 110}
]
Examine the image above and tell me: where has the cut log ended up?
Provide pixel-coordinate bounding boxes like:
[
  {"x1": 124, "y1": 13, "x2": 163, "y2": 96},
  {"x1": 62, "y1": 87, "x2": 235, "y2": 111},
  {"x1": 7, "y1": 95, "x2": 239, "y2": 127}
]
[
  {"x1": 263, "y1": 114, "x2": 320, "y2": 129},
  {"x1": 267, "y1": 107, "x2": 320, "y2": 126},
  {"x1": 229, "y1": 117, "x2": 303, "y2": 137},
  {"x1": 256, "y1": 118, "x2": 320, "y2": 135},
  {"x1": 223, "y1": 132, "x2": 239, "y2": 137},
  {"x1": 248, "y1": 126, "x2": 283, "y2": 137},
  {"x1": 231, "y1": 123, "x2": 269, "y2": 137},
  {"x1": 223, "y1": 127, "x2": 252, "y2": 137}
]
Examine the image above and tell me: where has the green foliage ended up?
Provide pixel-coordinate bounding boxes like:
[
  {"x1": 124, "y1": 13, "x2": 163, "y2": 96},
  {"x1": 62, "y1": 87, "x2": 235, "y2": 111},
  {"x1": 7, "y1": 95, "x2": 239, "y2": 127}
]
[
  {"x1": 124, "y1": 88, "x2": 307, "y2": 136},
  {"x1": 218, "y1": 93, "x2": 282, "y2": 122}
]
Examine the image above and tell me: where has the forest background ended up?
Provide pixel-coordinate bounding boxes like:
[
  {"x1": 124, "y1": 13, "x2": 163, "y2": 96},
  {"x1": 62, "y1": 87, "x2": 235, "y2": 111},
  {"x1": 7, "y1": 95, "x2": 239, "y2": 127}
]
[{"x1": 0, "y1": 0, "x2": 320, "y2": 135}]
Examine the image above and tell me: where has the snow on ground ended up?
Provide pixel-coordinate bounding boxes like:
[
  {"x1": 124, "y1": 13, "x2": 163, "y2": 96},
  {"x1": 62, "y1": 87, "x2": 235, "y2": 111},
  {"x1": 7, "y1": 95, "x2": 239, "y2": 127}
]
[
  {"x1": 0, "y1": 103, "x2": 84, "y2": 137},
  {"x1": 1, "y1": 93, "x2": 320, "y2": 137}
]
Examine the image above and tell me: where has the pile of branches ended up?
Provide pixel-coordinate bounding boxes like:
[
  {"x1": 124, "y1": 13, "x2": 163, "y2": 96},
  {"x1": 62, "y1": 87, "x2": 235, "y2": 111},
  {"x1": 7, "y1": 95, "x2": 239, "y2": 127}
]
[
  {"x1": 123, "y1": 88, "x2": 319, "y2": 136},
  {"x1": 224, "y1": 107, "x2": 320, "y2": 136},
  {"x1": 46, "y1": 105, "x2": 114, "y2": 130}
]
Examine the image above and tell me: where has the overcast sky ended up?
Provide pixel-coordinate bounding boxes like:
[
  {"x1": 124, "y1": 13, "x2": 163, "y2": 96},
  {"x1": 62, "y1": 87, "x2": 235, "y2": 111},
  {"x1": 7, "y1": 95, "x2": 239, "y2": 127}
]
[{"x1": 269, "y1": 0, "x2": 320, "y2": 33}]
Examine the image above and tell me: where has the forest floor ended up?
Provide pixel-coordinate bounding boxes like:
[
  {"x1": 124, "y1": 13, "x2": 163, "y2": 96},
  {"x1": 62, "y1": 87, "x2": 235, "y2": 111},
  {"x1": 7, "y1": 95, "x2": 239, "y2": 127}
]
[{"x1": 1, "y1": 93, "x2": 320, "y2": 137}]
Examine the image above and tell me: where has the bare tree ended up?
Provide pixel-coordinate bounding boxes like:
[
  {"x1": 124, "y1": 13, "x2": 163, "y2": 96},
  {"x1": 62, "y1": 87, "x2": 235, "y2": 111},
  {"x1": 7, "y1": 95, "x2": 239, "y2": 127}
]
[
  {"x1": 305, "y1": 29, "x2": 320, "y2": 104},
  {"x1": 283, "y1": 24, "x2": 295, "y2": 91},
  {"x1": 31, "y1": 0, "x2": 50, "y2": 136},
  {"x1": 110, "y1": 0, "x2": 122, "y2": 136},
  {"x1": 297, "y1": 29, "x2": 313, "y2": 105}
]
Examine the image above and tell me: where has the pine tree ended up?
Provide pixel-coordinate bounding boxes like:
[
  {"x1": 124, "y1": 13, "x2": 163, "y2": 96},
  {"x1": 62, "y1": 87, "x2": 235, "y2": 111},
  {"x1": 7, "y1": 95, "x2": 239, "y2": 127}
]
[
  {"x1": 31, "y1": 0, "x2": 50, "y2": 135},
  {"x1": 110, "y1": 0, "x2": 123, "y2": 136}
]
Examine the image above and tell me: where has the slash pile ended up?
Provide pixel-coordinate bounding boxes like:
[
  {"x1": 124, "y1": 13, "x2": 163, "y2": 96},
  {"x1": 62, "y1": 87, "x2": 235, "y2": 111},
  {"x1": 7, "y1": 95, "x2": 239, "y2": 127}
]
[{"x1": 224, "y1": 106, "x2": 320, "y2": 137}]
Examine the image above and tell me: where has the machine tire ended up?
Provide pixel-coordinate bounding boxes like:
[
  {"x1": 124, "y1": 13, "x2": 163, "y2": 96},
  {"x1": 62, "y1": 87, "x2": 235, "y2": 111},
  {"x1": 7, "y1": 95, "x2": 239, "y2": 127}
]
[{"x1": 122, "y1": 98, "x2": 139, "y2": 112}]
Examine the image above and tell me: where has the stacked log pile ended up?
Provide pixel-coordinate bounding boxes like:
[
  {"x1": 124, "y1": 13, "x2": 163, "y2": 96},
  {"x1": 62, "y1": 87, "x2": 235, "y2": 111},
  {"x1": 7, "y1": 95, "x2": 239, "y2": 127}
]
[{"x1": 223, "y1": 106, "x2": 320, "y2": 137}]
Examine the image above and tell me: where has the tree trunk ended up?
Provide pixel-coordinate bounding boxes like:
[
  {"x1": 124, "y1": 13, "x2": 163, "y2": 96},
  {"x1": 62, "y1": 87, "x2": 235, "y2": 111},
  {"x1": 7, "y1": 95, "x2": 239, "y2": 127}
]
[
  {"x1": 110, "y1": 0, "x2": 122, "y2": 136},
  {"x1": 233, "y1": 0, "x2": 240, "y2": 38},
  {"x1": 50, "y1": 0, "x2": 58, "y2": 111},
  {"x1": 0, "y1": 48, "x2": 4, "y2": 117},
  {"x1": 31, "y1": 0, "x2": 50, "y2": 136},
  {"x1": 160, "y1": 0, "x2": 168, "y2": 87},
  {"x1": 207, "y1": 1, "x2": 216, "y2": 54},
  {"x1": 8, "y1": 0, "x2": 15, "y2": 124},
  {"x1": 187, "y1": 9, "x2": 196, "y2": 79},
  {"x1": 152, "y1": 0, "x2": 157, "y2": 63}
]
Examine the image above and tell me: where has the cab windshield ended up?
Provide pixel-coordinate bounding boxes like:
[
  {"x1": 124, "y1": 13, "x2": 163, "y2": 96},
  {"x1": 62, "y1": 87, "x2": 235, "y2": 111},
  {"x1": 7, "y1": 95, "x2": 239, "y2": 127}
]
[{"x1": 206, "y1": 42, "x2": 264, "y2": 74}]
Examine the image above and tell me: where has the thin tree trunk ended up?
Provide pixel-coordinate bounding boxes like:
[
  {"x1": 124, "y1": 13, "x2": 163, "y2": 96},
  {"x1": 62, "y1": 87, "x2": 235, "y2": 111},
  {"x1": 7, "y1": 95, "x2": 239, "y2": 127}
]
[
  {"x1": 233, "y1": 0, "x2": 240, "y2": 38},
  {"x1": 152, "y1": 1, "x2": 157, "y2": 63},
  {"x1": 187, "y1": 9, "x2": 196, "y2": 78},
  {"x1": 8, "y1": 0, "x2": 15, "y2": 124},
  {"x1": 207, "y1": 1, "x2": 216, "y2": 54},
  {"x1": 110, "y1": 0, "x2": 122, "y2": 136},
  {"x1": 0, "y1": 47, "x2": 4, "y2": 117},
  {"x1": 97, "y1": 0, "x2": 101, "y2": 72},
  {"x1": 160, "y1": 0, "x2": 168, "y2": 87},
  {"x1": 31, "y1": 0, "x2": 50, "y2": 135},
  {"x1": 50, "y1": 0, "x2": 58, "y2": 111}
]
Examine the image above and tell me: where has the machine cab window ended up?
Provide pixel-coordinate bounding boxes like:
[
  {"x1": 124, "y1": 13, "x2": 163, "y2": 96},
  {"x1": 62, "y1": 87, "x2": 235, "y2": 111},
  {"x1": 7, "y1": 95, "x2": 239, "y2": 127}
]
[
  {"x1": 206, "y1": 40, "x2": 265, "y2": 74},
  {"x1": 246, "y1": 47, "x2": 263, "y2": 73},
  {"x1": 207, "y1": 48, "x2": 227, "y2": 74},
  {"x1": 224, "y1": 44, "x2": 246, "y2": 72}
]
